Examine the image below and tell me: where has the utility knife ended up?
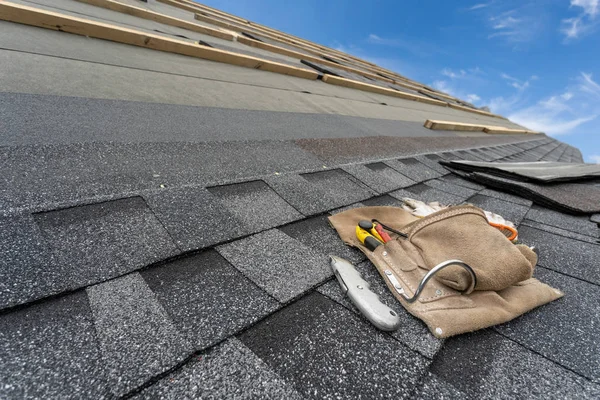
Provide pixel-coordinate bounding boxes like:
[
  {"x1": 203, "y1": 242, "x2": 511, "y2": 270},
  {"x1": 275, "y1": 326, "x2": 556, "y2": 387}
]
[{"x1": 329, "y1": 255, "x2": 401, "y2": 331}]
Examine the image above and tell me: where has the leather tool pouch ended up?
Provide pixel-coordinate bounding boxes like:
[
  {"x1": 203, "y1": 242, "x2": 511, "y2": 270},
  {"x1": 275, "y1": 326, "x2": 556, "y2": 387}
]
[{"x1": 328, "y1": 205, "x2": 563, "y2": 338}]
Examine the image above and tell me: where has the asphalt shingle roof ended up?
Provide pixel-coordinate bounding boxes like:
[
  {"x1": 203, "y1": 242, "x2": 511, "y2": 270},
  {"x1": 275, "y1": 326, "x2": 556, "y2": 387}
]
[{"x1": 0, "y1": 0, "x2": 598, "y2": 398}]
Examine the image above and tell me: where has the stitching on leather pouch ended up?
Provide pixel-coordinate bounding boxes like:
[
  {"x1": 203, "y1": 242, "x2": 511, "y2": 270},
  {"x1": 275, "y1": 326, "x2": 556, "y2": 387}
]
[{"x1": 405, "y1": 206, "x2": 486, "y2": 240}]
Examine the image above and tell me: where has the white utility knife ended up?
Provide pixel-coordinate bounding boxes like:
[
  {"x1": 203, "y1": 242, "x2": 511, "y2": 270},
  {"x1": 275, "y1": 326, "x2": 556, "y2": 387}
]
[{"x1": 329, "y1": 255, "x2": 401, "y2": 331}]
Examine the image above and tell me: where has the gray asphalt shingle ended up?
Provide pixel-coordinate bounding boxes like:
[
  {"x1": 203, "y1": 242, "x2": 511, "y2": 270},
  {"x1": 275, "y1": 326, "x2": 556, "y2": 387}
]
[
  {"x1": 135, "y1": 338, "x2": 303, "y2": 400},
  {"x1": 431, "y1": 329, "x2": 600, "y2": 398},
  {"x1": 207, "y1": 180, "x2": 303, "y2": 233},
  {"x1": 342, "y1": 162, "x2": 415, "y2": 194},
  {"x1": 387, "y1": 158, "x2": 442, "y2": 182},
  {"x1": 0, "y1": 213, "x2": 56, "y2": 308},
  {"x1": 279, "y1": 215, "x2": 366, "y2": 264},
  {"x1": 217, "y1": 229, "x2": 331, "y2": 303},
  {"x1": 425, "y1": 178, "x2": 479, "y2": 199},
  {"x1": 518, "y1": 225, "x2": 600, "y2": 284},
  {"x1": 144, "y1": 186, "x2": 246, "y2": 251},
  {"x1": 239, "y1": 292, "x2": 430, "y2": 400},
  {"x1": 87, "y1": 273, "x2": 192, "y2": 397},
  {"x1": 0, "y1": 292, "x2": 107, "y2": 399},
  {"x1": 525, "y1": 205, "x2": 599, "y2": 238},
  {"x1": 29, "y1": 197, "x2": 179, "y2": 305},
  {"x1": 496, "y1": 267, "x2": 600, "y2": 384},
  {"x1": 142, "y1": 251, "x2": 279, "y2": 350},
  {"x1": 390, "y1": 183, "x2": 465, "y2": 205}
]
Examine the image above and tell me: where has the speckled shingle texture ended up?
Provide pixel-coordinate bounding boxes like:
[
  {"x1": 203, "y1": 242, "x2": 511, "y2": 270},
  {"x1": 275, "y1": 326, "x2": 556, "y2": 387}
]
[
  {"x1": 28, "y1": 197, "x2": 179, "y2": 306},
  {"x1": 207, "y1": 180, "x2": 302, "y2": 233},
  {"x1": 217, "y1": 229, "x2": 331, "y2": 303},
  {"x1": 496, "y1": 267, "x2": 600, "y2": 383},
  {"x1": 87, "y1": 273, "x2": 192, "y2": 397},
  {"x1": 430, "y1": 329, "x2": 600, "y2": 398},
  {"x1": 0, "y1": 213, "x2": 56, "y2": 308},
  {"x1": 279, "y1": 215, "x2": 366, "y2": 264},
  {"x1": 301, "y1": 169, "x2": 374, "y2": 205},
  {"x1": 144, "y1": 186, "x2": 246, "y2": 251},
  {"x1": 386, "y1": 158, "x2": 441, "y2": 182},
  {"x1": 390, "y1": 183, "x2": 465, "y2": 205},
  {"x1": 239, "y1": 292, "x2": 430, "y2": 399},
  {"x1": 135, "y1": 338, "x2": 303, "y2": 400},
  {"x1": 342, "y1": 162, "x2": 415, "y2": 194},
  {"x1": 142, "y1": 251, "x2": 279, "y2": 350},
  {"x1": 524, "y1": 205, "x2": 599, "y2": 238},
  {"x1": 518, "y1": 225, "x2": 600, "y2": 285},
  {"x1": 0, "y1": 292, "x2": 107, "y2": 399}
]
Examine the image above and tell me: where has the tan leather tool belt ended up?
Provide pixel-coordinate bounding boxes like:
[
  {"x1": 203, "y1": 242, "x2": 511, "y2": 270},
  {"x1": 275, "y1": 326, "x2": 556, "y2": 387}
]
[{"x1": 328, "y1": 205, "x2": 563, "y2": 338}]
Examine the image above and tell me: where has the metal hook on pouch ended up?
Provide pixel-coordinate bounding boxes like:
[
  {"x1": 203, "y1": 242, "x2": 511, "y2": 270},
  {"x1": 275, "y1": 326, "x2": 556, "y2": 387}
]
[{"x1": 386, "y1": 259, "x2": 477, "y2": 303}]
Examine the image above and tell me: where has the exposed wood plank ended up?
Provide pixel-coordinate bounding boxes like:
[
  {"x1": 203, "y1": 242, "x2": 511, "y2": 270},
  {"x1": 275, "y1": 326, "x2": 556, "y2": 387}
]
[
  {"x1": 424, "y1": 120, "x2": 539, "y2": 134},
  {"x1": 483, "y1": 127, "x2": 540, "y2": 134},
  {"x1": 424, "y1": 120, "x2": 487, "y2": 131},
  {"x1": 75, "y1": 0, "x2": 235, "y2": 41},
  {"x1": 0, "y1": 1, "x2": 319, "y2": 80},
  {"x1": 321, "y1": 74, "x2": 448, "y2": 107}
]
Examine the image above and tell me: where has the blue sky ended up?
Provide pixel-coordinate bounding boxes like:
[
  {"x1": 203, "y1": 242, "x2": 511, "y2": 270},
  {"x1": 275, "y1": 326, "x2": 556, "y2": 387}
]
[{"x1": 201, "y1": 0, "x2": 600, "y2": 163}]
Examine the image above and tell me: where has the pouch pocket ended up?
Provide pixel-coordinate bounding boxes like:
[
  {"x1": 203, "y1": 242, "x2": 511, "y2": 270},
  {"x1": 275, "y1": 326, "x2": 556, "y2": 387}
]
[{"x1": 403, "y1": 205, "x2": 534, "y2": 292}]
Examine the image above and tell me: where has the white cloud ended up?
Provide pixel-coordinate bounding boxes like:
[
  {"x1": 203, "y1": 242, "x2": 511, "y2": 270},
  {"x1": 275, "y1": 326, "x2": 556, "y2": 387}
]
[
  {"x1": 561, "y1": 0, "x2": 599, "y2": 40},
  {"x1": 579, "y1": 72, "x2": 600, "y2": 96},
  {"x1": 441, "y1": 68, "x2": 466, "y2": 79},
  {"x1": 430, "y1": 80, "x2": 483, "y2": 105},
  {"x1": 588, "y1": 154, "x2": 600, "y2": 163},
  {"x1": 469, "y1": 3, "x2": 491, "y2": 11},
  {"x1": 500, "y1": 73, "x2": 536, "y2": 91},
  {"x1": 571, "y1": 0, "x2": 599, "y2": 17}
]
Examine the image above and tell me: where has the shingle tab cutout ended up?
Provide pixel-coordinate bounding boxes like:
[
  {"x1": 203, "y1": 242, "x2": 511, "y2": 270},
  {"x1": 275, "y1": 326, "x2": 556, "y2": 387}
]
[
  {"x1": 317, "y1": 260, "x2": 442, "y2": 358},
  {"x1": 518, "y1": 226, "x2": 600, "y2": 285},
  {"x1": 343, "y1": 162, "x2": 415, "y2": 193},
  {"x1": 87, "y1": 273, "x2": 192, "y2": 397},
  {"x1": 0, "y1": 292, "x2": 107, "y2": 399},
  {"x1": 217, "y1": 229, "x2": 331, "y2": 303},
  {"x1": 144, "y1": 186, "x2": 246, "y2": 251},
  {"x1": 0, "y1": 214, "x2": 57, "y2": 308},
  {"x1": 425, "y1": 178, "x2": 479, "y2": 199},
  {"x1": 239, "y1": 292, "x2": 430, "y2": 399},
  {"x1": 497, "y1": 267, "x2": 600, "y2": 384},
  {"x1": 386, "y1": 158, "x2": 441, "y2": 182},
  {"x1": 136, "y1": 338, "x2": 303, "y2": 399},
  {"x1": 431, "y1": 330, "x2": 599, "y2": 398},
  {"x1": 31, "y1": 197, "x2": 179, "y2": 303},
  {"x1": 279, "y1": 215, "x2": 365, "y2": 264},
  {"x1": 142, "y1": 251, "x2": 279, "y2": 350},
  {"x1": 264, "y1": 173, "x2": 339, "y2": 215},
  {"x1": 390, "y1": 184, "x2": 465, "y2": 205},
  {"x1": 300, "y1": 168, "x2": 374, "y2": 205},
  {"x1": 207, "y1": 180, "x2": 302, "y2": 233},
  {"x1": 525, "y1": 205, "x2": 599, "y2": 238}
]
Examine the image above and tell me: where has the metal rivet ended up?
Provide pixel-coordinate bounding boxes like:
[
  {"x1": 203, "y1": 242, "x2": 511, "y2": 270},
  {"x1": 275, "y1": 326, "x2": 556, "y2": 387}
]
[
  {"x1": 435, "y1": 327, "x2": 443, "y2": 335},
  {"x1": 435, "y1": 289, "x2": 442, "y2": 296},
  {"x1": 384, "y1": 270, "x2": 392, "y2": 276},
  {"x1": 382, "y1": 251, "x2": 388, "y2": 256},
  {"x1": 394, "y1": 283, "x2": 402, "y2": 290},
  {"x1": 357, "y1": 285, "x2": 363, "y2": 290}
]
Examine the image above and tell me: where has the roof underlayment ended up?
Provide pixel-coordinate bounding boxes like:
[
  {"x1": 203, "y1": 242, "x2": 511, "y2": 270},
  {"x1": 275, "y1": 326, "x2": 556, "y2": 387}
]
[{"x1": 1, "y1": 0, "x2": 599, "y2": 399}]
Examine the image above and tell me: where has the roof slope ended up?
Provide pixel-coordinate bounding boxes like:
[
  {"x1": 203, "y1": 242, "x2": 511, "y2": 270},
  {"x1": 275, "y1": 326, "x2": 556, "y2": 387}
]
[{"x1": 1, "y1": 0, "x2": 598, "y2": 399}]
